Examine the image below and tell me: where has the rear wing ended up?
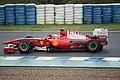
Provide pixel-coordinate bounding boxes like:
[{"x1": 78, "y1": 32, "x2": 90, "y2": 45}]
[{"x1": 93, "y1": 28, "x2": 108, "y2": 41}]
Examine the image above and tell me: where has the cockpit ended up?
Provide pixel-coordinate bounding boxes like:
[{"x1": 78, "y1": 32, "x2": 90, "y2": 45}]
[{"x1": 48, "y1": 34, "x2": 59, "y2": 39}]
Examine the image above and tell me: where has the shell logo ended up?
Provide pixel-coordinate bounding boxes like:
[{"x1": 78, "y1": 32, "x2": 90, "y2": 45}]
[
  {"x1": 40, "y1": 41, "x2": 44, "y2": 45},
  {"x1": 52, "y1": 41, "x2": 59, "y2": 46}
]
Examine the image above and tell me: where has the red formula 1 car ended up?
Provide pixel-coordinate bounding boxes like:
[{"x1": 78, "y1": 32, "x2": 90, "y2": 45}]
[{"x1": 3, "y1": 29, "x2": 108, "y2": 54}]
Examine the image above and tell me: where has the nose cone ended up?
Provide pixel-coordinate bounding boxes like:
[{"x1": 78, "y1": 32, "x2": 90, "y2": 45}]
[
  {"x1": 3, "y1": 39, "x2": 20, "y2": 44},
  {"x1": 3, "y1": 40, "x2": 11, "y2": 44}
]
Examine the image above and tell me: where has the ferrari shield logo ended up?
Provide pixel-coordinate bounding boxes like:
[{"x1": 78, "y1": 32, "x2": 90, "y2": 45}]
[{"x1": 40, "y1": 41, "x2": 44, "y2": 45}]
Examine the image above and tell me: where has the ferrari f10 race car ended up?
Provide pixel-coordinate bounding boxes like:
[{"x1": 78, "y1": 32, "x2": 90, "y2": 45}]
[{"x1": 3, "y1": 29, "x2": 108, "y2": 54}]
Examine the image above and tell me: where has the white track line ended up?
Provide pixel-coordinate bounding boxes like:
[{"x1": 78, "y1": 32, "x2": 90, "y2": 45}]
[
  {"x1": 0, "y1": 57, "x2": 120, "y2": 61},
  {"x1": 1, "y1": 57, "x2": 23, "y2": 60}
]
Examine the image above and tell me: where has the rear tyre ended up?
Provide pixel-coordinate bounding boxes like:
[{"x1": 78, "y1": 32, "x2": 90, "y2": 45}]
[
  {"x1": 86, "y1": 39, "x2": 101, "y2": 53},
  {"x1": 100, "y1": 45, "x2": 103, "y2": 51},
  {"x1": 18, "y1": 40, "x2": 33, "y2": 53}
]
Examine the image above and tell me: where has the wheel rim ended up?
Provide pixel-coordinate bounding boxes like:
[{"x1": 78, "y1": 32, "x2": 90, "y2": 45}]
[
  {"x1": 19, "y1": 43, "x2": 28, "y2": 51},
  {"x1": 89, "y1": 42, "x2": 98, "y2": 50}
]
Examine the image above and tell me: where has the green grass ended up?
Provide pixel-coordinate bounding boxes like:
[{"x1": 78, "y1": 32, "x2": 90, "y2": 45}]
[{"x1": 0, "y1": 23, "x2": 120, "y2": 31}]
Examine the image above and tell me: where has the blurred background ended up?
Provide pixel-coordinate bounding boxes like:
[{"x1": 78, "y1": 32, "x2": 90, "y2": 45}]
[{"x1": 0, "y1": 0, "x2": 120, "y2": 4}]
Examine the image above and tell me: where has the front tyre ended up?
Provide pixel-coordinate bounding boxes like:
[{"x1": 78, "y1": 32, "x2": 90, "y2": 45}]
[
  {"x1": 100, "y1": 45, "x2": 103, "y2": 51},
  {"x1": 86, "y1": 39, "x2": 101, "y2": 53},
  {"x1": 18, "y1": 40, "x2": 33, "y2": 53}
]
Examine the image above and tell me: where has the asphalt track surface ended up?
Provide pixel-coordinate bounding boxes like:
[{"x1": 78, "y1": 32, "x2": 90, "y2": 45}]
[{"x1": 0, "y1": 31, "x2": 120, "y2": 57}]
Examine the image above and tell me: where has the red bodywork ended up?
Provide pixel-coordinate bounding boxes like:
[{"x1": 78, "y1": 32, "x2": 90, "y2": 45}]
[{"x1": 3, "y1": 31, "x2": 108, "y2": 54}]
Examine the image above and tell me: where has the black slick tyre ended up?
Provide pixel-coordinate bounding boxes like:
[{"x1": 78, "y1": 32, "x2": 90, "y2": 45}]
[
  {"x1": 86, "y1": 39, "x2": 101, "y2": 53},
  {"x1": 18, "y1": 40, "x2": 33, "y2": 53},
  {"x1": 100, "y1": 45, "x2": 103, "y2": 51},
  {"x1": 25, "y1": 36, "x2": 35, "y2": 49}
]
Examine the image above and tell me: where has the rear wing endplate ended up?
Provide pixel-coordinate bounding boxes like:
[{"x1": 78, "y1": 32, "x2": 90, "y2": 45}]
[{"x1": 93, "y1": 28, "x2": 108, "y2": 41}]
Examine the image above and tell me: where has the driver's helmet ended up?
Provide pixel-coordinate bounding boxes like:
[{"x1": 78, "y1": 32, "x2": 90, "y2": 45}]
[
  {"x1": 53, "y1": 34, "x2": 59, "y2": 38},
  {"x1": 60, "y1": 28, "x2": 64, "y2": 31},
  {"x1": 53, "y1": 34, "x2": 59, "y2": 37}
]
